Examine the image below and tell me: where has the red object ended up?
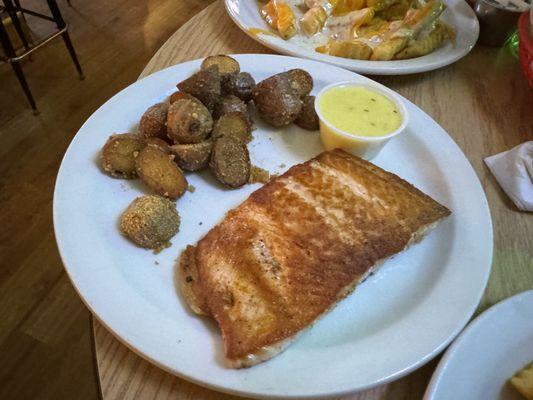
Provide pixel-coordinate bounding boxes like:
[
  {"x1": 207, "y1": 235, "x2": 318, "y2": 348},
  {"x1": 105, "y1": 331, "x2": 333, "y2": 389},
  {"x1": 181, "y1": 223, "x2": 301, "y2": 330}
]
[{"x1": 518, "y1": 11, "x2": 533, "y2": 87}]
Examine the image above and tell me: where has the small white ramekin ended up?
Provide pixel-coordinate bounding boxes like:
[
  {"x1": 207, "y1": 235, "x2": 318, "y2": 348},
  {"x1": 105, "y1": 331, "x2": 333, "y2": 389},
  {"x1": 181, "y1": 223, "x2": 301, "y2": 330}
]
[{"x1": 314, "y1": 81, "x2": 409, "y2": 160}]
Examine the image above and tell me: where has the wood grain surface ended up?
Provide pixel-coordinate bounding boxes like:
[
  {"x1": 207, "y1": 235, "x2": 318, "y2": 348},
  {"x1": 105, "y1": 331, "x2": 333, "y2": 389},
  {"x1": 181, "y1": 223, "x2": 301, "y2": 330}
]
[
  {"x1": 94, "y1": 1, "x2": 533, "y2": 399},
  {"x1": 0, "y1": 1, "x2": 214, "y2": 399}
]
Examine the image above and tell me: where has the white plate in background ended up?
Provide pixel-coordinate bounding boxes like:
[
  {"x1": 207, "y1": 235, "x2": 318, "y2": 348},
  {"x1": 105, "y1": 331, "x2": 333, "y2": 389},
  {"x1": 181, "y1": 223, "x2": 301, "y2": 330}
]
[
  {"x1": 224, "y1": 0, "x2": 479, "y2": 75},
  {"x1": 54, "y1": 54, "x2": 492, "y2": 398},
  {"x1": 425, "y1": 290, "x2": 533, "y2": 400}
]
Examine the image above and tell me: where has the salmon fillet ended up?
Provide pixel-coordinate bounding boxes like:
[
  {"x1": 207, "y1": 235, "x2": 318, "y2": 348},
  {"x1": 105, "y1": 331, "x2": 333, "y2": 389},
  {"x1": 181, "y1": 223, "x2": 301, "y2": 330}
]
[{"x1": 178, "y1": 149, "x2": 451, "y2": 368}]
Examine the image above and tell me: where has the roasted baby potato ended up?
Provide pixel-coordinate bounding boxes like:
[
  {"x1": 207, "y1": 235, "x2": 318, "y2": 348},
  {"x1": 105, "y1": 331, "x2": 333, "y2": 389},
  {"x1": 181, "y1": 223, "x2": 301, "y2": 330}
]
[
  {"x1": 101, "y1": 133, "x2": 145, "y2": 179},
  {"x1": 281, "y1": 69, "x2": 313, "y2": 98},
  {"x1": 295, "y1": 95, "x2": 319, "y2": 131},
  {"x1": 213, "y1": 94, "x2": 250, "y2": 120},
  {"x1": 169, "y1": 141, "x2": 213, "y2": 171},
  {"x1": 144, "y1": 137, "x2": 170, "y2": 151},
  {"x1": 120, "y1": 195, "x2": 180, "y2": 250},
  {"x1": 169, "y1": 91, "x2": 198, "y2": 104},
  {"x1": 222, "y1": 72, "x2": 256, "y2": 102},
  {"x1": 201, "y1": 55, "x2": 240, "y2": 79},
  {"x1": 135, "y1": 144, "x2": 188, "y2": 200},
  {"x1": 252, "y1": 74, "x2": 302, "y2": 127},
  {"x1": 177, "y1": 65, "x2": 221, "y2": 111},
  {"x1": 167, "y1": 99, "x2": 213, "y2": 144},
  {"x1": 212, "y1": 113, "x2": 252, "y2": 143},
  {"x1": 139, "y1": 103, "x2": 169, "y2": 141},
  {"x1": 210, "y1": 136, "x2": 251, "y2": 188}
]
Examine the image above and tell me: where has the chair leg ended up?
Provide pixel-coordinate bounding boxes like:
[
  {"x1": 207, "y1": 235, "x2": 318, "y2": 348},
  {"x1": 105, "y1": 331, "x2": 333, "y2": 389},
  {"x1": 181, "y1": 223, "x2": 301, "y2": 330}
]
[
  {"x1": 60, "y1": 31, "x2": 84, "y2": 79},
  {"x1": 46, "y1": 0, "x2": 84, "y2": 79},
  {"x1": 11, "y1": 60, "x2": 38, "y2": 113},
  {"x1": 0, "y1": 14, "x2": 38, "y2": 112},
  {"x1": 3, "y1": 0, "x2": 31, "y2": 52}
]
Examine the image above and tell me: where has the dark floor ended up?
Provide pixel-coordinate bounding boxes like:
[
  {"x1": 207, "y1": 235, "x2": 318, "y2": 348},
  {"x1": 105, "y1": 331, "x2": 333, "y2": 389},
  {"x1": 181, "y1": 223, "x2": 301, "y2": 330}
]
[{"x1": 0, "y1": 1, "x2": 213, "y2": 399}]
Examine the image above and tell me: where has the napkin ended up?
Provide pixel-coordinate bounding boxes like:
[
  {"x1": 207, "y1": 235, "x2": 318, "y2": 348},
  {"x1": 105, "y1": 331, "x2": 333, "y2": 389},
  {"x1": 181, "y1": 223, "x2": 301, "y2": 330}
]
[{"x1": 484, "y1": 141, "x2": 533, "y2": 212}]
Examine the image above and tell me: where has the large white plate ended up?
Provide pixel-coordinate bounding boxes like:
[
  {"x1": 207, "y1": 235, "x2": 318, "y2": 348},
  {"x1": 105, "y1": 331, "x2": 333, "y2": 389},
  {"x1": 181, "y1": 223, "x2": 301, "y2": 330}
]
[
  {"x1": 224, "y1": 0, "x2": 479, "y2": 75},
  {"x1": 425, "y1": 290, "x2": 533, "y2": 400},
  {"x1": 54, "y1": 54, "x2": 492, "y2": 399}
]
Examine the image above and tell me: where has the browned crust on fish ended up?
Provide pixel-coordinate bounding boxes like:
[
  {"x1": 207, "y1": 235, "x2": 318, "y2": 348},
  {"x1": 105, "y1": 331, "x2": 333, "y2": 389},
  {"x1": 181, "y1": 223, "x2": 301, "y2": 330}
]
[{"x1": 180, "y1": 149, "x2": 451, "y2": 367}]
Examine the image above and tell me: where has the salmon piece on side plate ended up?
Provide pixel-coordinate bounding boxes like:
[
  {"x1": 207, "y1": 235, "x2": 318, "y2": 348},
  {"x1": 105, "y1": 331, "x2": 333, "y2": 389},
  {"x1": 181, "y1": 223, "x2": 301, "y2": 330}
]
[{"x1": 178, "y1": 149, "x2": 451, "y2": 368}]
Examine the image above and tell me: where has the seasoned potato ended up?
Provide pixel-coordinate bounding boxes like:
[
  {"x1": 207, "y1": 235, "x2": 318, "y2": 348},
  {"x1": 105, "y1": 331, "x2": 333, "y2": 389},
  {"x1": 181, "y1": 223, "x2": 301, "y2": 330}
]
[
  {"x1": 252, "y1": 74, "x2": 302, "y2": 127},
  {"x1": 139, "y1": 103, "x2": 169, "y2": 141},
  {"x1": 135, "y1": 144, "x2": 188, "y2": 200},
  {"x1": 210, "y1": 136, "x2": 250, "y2": 188},
  {"x1": 101, "y1": 133, "x2": 145, "y2": 179},
  {"x1": 144, "y1": 137, "x2": 170, "y2": 151},
  {"x1": 177, "y1": 65, "x2": 221, "y2": 111},
  {"x1": 169, "y1": 141, "x2": 213, "y2": 171},
  {"x1": 167, "y1": 99, "x2": 213, "y2": 144},
  {"x1": 222, "y1": 72, "x2": 256, "y2": 102},
  {"x1": 120, "y1": 195, "x2": 180, "y2": 250},
  {"x1": 212, "y1": 113, "x2": 252, "y2": 143},
  {"x1": 213, "y1": 94, "x2": 250, "y2": 121},
  {"x1": 169, "y1": 91, "x2": 197, "y2": 104},
  {"x1": 294, "y1": 95, "x2": 319, "y2": 131},
  {"x1": 201, "y1": 55, "x2": 240, "y2": 79},
  {"x1": 280, "y1": 69, "x2": 313, "y2": 98}
]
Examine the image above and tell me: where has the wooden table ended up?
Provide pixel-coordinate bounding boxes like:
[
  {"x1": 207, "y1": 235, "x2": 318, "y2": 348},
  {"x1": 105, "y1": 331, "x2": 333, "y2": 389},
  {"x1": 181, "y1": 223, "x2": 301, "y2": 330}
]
[{"x1": 93, "y1": 1, "x2": 533, "y2": 399}]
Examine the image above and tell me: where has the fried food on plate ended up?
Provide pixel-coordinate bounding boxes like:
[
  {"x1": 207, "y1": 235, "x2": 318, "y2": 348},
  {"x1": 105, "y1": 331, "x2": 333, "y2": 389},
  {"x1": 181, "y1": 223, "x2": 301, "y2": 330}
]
[
  {"x1": 167, "y1": 99, "x2": 213, "y2": 144},
  {"x1": 135, "y1": 144, "x2": 188, "y2": 200},
  {"x1": 212, "y1": 113, "x2": 252, "y2": 143},
  {"x1": 257, "y1": 0, "x2": 454, "y2": 61},
  {"x1": 222, "y1": 72, "x2": 256, "y2": 102},
  {"x1": 280, "y1": 69, "x2": 313, "y2": 98},
  {"x1": 101, "y1": 133, "x2": 145, "y2": 179},
  {"x1": 177, "y1": 65, "x2": 221, "y2": 111},
  {"x1": 179, "y1": 149, "x2": 450, "y2": 368},
  {"x1": 139, "y1": 102, "x2": 169, "y2": 141},
  {"x1": 260, "y1": 0, "x2": 298, "y2": 39},
  {"x1": 252, "y1": 73, "x2": 303, "y2": 127},
  {"x1": 120, "y1": 195, "x2": 180, "y2": 250},
  {"x1": 213, "y1": 94, "x2": 249, "y2": 121},
  {"x1": 294, "y1": 95, "x2": 319, "y2": 131},
  {"x1": 201, "y1": 55, "x2": 240, "y2": 79},
  {"x1": 170, "y1": 141, "x2": 213, "y2": 172},
  {"x1": 168, "y1": 91, "x2": 198, "y2": 105},
  {"x1": 210, "y1": 136, "x2": 251, "y2": 188}
]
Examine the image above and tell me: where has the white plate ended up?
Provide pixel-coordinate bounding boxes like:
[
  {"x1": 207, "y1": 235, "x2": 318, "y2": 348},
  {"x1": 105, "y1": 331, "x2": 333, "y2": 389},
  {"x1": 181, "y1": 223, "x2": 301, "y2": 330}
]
[
  {"x1": 425, "y1": 291, "x2": 533, "y2": 400},
  {"x1": 224, "y1": 0, "x2": 479, "y2": 75},
  {"x1": 54, "y1": 54, "x2": 492, "y2": 399}
]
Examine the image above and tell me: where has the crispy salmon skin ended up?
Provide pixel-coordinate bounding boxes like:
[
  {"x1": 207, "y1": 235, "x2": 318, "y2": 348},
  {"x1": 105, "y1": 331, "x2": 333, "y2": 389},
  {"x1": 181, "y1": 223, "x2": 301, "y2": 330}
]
[{"x1": 179, "y1": 149, "x2": 451, "y2": 368}]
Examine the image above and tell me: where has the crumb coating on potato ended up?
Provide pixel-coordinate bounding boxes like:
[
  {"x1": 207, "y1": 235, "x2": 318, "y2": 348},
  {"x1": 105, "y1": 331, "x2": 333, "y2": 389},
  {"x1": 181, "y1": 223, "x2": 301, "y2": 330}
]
[{"x1": 120, "y1": 195, "x2": 180, "y2": 250}]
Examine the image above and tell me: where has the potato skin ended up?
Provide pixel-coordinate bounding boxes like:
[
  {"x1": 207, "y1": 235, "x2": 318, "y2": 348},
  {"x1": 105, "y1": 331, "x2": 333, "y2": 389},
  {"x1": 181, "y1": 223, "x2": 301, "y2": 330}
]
[
  {"x1": 120, "y1": 195, "x2": 180, "y2": 250},
  {"x1": 212, "y1": 113, "x2": 252, "y2": 143},
  {"x1": 135, "y1": 144, "x2": 188, "y2": 200},
  {"x1": 294, "y1": 95, "x2": 319, "y2": 131},
  {"x1": 169, "y1": 91, "x2": 197, "y2": 104},
  {"x1": 169, "y1": 141, "x2": 213, "y2": 172},
  {"x1": 139, "y1": 103, "x2": 169, "y2": 141},
  {"x1": 101, "y1": 133, "x2": 145, "y2": 179},
  {"x1": 210, "y1": 136, "x2": 250, "y2": 188},
  {"x1": 167, "y1": 99, "x2": 213, "y2": 144},
  {"x1": 222, "y1": 72, "x2": 256, "y2": 102},
  {"x1": 281, "y1": 69, "x2": 313, "y2": 98},
  {"x1": 213, "y1": 94, "x2": 249, "y2": 121},
  {"x1": 201, "y1": 55, "x2": 240, "y2": 78},
  {"x1": 177, "y1": 65, "x2": 221, "y2": 111},
  {"x1": 252, "y1": 74, "x2": 302, "y2": 127}
]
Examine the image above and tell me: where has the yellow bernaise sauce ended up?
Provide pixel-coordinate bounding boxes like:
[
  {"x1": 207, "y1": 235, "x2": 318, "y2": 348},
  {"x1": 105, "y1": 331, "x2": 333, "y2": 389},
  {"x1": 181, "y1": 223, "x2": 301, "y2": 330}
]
[{"x1": 317, "y1": 86, "x2": 402, "y2": 137}]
